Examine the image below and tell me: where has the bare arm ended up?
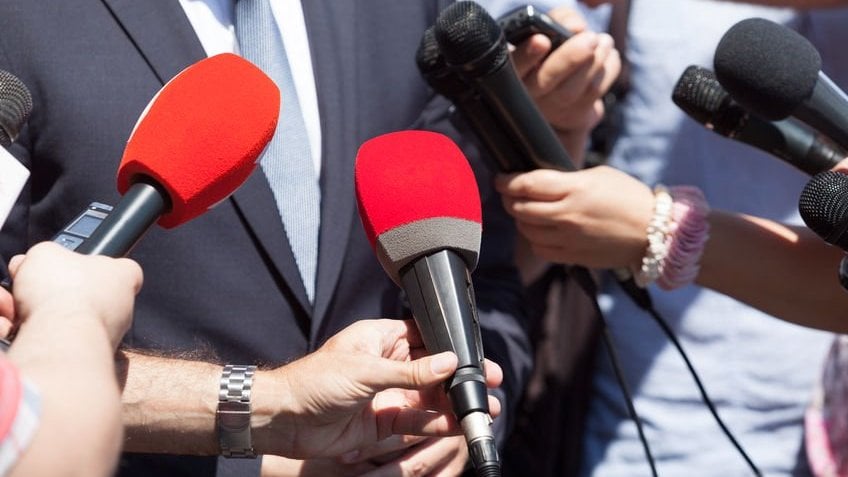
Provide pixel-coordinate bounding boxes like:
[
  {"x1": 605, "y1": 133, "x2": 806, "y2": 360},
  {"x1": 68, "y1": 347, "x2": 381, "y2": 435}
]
[
  {"x1": 497, "y1": 166, "x2": 848, "y2": 332},
  {"x1": 5, "y1": 243, "x2": 142, "y2": 477},
  {"x1": 697, "y1": 210, "x2": 848, "y2": 332},
  {"x1": 117, "y1": 319, "x2": 502, "y2": 460}
]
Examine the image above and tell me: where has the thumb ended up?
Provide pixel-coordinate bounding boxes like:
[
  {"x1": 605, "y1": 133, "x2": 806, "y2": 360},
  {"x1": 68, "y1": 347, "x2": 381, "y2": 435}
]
[{"x1": 362, "y1": 352, "x2": 458, "y2": 393}]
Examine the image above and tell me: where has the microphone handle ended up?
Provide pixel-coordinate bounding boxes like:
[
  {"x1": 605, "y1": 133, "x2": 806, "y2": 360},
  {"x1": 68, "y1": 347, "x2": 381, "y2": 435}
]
[
  {"x1": 733, "y1": 116, "x2": 844, "y2": 176},
  {"x1": 75, "y1": 179, "x2": 169, "y2": 257},
  {"x1": 795, "y1": 73, "x2": 848, "y2": 152},
  {"x1": 471, "y1": 61, "x2": 575, "y2": 172},
  {"x1": 399, "y1": 249, "x2": 499, "y2": 476},
  {"x1": 451, "y1": 88, "x2": 536, "y2": 173}
]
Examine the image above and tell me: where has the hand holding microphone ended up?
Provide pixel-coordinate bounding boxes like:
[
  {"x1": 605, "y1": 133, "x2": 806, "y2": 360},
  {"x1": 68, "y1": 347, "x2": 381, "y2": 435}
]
[{"x1": 433, "y1": 1, "x2": 577, "y2": 172}]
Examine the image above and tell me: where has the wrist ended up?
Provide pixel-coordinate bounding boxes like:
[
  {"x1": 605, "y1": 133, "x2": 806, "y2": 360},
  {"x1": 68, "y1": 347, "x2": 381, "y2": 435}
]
[{"x1": 250, "y1": 367, "x2": 297, "y2": 457}]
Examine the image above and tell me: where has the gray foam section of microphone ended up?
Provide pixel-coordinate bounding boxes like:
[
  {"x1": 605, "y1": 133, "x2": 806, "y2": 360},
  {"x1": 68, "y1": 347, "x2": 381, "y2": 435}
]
[
  {"x1": 714, "y1": 17, "x2": 821, "y2": 121},
  {"x1": 375, "y1": 216, "x2": 481, "y2": 285},
  {"x1": 0, "y1": 70, "x2": 32, "y2": 147}
]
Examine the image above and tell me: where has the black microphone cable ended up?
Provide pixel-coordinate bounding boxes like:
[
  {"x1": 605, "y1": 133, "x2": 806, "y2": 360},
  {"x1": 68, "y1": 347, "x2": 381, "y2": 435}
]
[
  {"x1": 568, "y1": 265, "x2": 658, "y2": 477},
  {"x1": 618, "y1": 277, "x2": 762, "y2": 476}
]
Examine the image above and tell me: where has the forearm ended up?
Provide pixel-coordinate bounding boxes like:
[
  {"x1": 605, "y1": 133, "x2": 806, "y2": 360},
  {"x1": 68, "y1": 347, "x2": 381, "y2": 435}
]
[
  {"x1": 7, "y1": 316, "x2": 123, "y2": 477},
  {"x1": 696, "y1": 210, "x2": 848, "y2": 331},
  {"x1": 118, "y1": 350, "x2": 296, "y2": 457}
]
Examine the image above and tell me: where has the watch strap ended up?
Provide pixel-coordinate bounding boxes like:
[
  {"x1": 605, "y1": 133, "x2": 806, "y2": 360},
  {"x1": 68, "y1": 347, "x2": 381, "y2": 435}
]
[{"x1": 217, "y1": 364, "x2": 257, "y2": 458}]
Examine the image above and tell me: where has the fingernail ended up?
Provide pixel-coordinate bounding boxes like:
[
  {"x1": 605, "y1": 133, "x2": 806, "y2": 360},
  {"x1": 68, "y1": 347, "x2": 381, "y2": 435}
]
[
  {"x1": 430, "y1": 352, "x2": 457, "y2": 375},
  {"x1": 582, "y1": 32, "x2": 599, "y2": 49}
]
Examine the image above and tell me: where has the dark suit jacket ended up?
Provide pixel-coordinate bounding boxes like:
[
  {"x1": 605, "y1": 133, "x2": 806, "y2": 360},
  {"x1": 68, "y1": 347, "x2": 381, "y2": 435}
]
[{"x1": 0, "y1": 1, "x2": 531, "y2": 475}]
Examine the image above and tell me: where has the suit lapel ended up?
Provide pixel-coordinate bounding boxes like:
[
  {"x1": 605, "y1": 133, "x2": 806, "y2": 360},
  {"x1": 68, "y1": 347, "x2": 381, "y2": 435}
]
[
  {"x1": 101, "y1": 0, "x2": 313, "y2": 314},
  {"x1": 101, "y1": 0, "x2": 206, "y2": 84},
  {"x1": 304, "y1": 0, "x2": 360, "y2": 342}
]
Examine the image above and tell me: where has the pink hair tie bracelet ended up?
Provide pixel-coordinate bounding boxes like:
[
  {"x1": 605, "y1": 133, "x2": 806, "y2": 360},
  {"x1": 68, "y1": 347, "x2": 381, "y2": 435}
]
[{"x1": 657, "y1": 185, "x2": 711, "y2": 290}]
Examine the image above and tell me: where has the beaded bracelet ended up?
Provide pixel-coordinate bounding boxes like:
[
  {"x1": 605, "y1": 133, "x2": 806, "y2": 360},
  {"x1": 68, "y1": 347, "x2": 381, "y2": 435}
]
[
  {"x1": 634, "y1": 184, "x2": 674, "y2": 287},
  {"x1": 657, "y1": 186, "x2": 710, "y2": 290}
]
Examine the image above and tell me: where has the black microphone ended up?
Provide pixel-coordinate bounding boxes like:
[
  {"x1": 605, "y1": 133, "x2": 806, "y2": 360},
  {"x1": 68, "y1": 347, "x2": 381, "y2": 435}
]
[
  {"x1": 798, "y1": 170, "x2": 848, "y2": 290},
  {"x1": 0, "y1": 70, "x2": 32, "y2": 148},
  {"x1": 673, "y1": 65, "x2": 845, "y2": 176},
  {"x1": 714, "y1": 17, "x2": 848, "y2": 151},
  {"x1": 416, "y1": 26, "x2": 531, "y2": 172},
  {"x1": 433, "y1": 0, "x2": 576, "y2": 172}
]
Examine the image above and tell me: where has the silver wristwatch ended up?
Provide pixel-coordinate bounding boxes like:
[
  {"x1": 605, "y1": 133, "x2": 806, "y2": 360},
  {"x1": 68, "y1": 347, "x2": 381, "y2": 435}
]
[{"x1": 217, "y1": 364, "x2": 257, "y2": 458}]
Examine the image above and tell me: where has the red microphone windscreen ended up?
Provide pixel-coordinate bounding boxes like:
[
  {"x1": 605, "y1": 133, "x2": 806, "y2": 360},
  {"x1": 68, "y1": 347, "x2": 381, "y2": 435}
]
[
  {"x1": 117, "y1": 53, "x2": 279, "y2": 228},
  {"x1": 355, "y1": 130, "x2": 482, "y2": 282}
]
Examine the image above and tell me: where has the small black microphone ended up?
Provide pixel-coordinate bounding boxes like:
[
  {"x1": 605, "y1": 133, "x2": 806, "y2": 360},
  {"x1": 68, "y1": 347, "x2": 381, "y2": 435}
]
[
  {"x1": 714, "y1": 17, "x2": 848, "y2": 151},
  {"x1": 673, "y1": 65, "x2": 845, "y2": 176},
  {"x1": 416, "y1": 26, "x2": 530, "y2": 172},
  {"x1": 433, "y1": 0, "x2": 575, "y2": 172},
  {"x1": 0, "y1": 70, "x2": 32, "y2": 148}
]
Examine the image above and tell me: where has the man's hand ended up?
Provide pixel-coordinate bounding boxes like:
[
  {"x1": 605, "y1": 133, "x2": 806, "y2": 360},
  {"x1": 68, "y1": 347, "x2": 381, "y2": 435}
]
[{"x1": 253, "y1": 319, "x2": 503, "y2": 460}]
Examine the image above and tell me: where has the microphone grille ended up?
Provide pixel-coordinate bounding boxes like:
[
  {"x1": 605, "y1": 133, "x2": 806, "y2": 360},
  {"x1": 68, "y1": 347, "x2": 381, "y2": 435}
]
[
  {"x1": 0, "y1": 70, "x2": 33, "y2": 147},
  {"x1": 713, "y1": 17, "x2": 821, "y2": 121},
  {"x1": 672, "y1": 66, "x2": 729, "y2": 125},
  {"x1": 416, "y1": 26, "x2": 443, "y2": 75},
  {"x1": 416, "y1": 26, "x2": 470, "y2": 98},
  {"x1": 799, "y1": 171, "x2": 848, "y2": 249},
  {"x1": 434, "y1": 1, "x2": 507, "y2": 76}
]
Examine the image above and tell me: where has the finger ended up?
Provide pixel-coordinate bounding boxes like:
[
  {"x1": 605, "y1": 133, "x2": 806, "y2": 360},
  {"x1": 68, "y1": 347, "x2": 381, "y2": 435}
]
[
  {"x1": 483, "y1": 359, "x2": 503, "y2": 388},
  {"x1": 547, "y1": 7, "x2": 588, "y2": 34},
  {"x1": 506, "y1": 200, "x2": 568, "y2": 224},
  {"x1": 384, "y1": 409, "x2": 461, "y2": 439},
  {"x1": 340, "y1": 434, "x2": 428, "y2": 464},
  {"x1": 488, "y1": 395, "x2": 502, "y2": 419},
  {"x1": 0, "y1": 288, "x2": 13, "y2": 323},
  {"x1": 0, "y1": 317, "x2": 12, "y2": 338},
  {"x1": 536, "y1": 34, "x2": 616, "y2": 112},
  {"x1": 7, "y1": 254, "x2": 24, "y2": 276},
  {"x1": 525, "y1": 31, "x2": 599, "y2": 97},
  {"x1": 510, "y1": 34, "x2": 552, "y2": 79},
  {"x1": 832, "y1": 157, "x2": 848, "y2": 173},
  {"x1": 360, "y1": 437, "x2": 465, "y2": 477},
  {"x1": 379, "y1": 318, "x2": 425, "y2": 353},
  {"x1": 496, "y1": 169, "x2": 572, "y2": 201},
  {"x1": 115, "y1": 257, "x2": 144, "y2": 295},
  {"x1": 360, "y1": 352, "x2": 458, "y2": 394}
]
